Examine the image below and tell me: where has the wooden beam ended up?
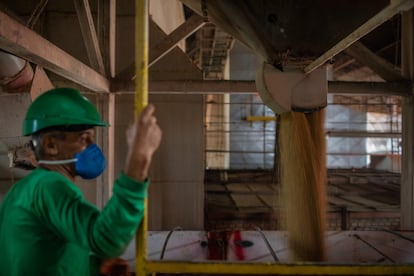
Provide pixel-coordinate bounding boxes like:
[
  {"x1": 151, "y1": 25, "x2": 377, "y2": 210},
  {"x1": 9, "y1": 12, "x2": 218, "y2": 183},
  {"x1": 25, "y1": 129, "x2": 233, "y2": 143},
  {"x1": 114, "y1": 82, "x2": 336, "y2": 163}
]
[
  {"x1": 116, "y1": 14, "x2": 206, "y2": 80},
  {"x1": 0, "y1": 10, "x2": 109, "y2": 92},
  {"x1": 345, "y1": 41, "x2": 406, "y2": 82},
  {"x1": 326, "y1": 131, "x2": 401, "y2": 138},
  {"x1": 149, "y1": 13, "x2": 206, "y2": 67},
  {"x1": 73, "y1": 0, "x2": 106, "y2": 75},
  {"x1": 29, "y1": 65, "x2": 54, "y2": 100},
  {"x1": 111, "y1": 80, "x2": 256, "y2": 93},
  {"x1": 112, "y1": 79, "x2": 413, "y2": 96},
  {"x1": 328, "y1": 81, "x2": 412, "y2": 96},
  {"x1": 401, "y1": 8, "x2": 414, "y2": 230},
  {"x1": 305, "y1": 0, "x2": 414, "y2": 73},
  {"x1": 97, "y1": 0, "x2": 116, "y2": 77},
  {"x1": 150, "y1": 80, "x2": 255, "y2": 94}
]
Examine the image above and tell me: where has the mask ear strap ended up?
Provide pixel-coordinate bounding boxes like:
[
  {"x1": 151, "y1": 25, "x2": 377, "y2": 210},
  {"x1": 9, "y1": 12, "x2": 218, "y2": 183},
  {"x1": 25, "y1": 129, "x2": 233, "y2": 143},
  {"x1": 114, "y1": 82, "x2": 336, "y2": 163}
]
[
  {"x1": 38, "y1": 158, "x2": 77, "y2": 165},
  {"x1": 28, "y1": 140, "x2": 35, "y2": 151}
]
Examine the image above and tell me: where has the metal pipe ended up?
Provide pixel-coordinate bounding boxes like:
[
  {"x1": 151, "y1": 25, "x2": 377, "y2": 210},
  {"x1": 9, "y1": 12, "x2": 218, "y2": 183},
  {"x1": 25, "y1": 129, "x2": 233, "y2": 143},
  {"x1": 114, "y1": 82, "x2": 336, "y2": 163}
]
[
  {"x1": 134, "y1": 0, "x2": 149, "y2": 275},
  {"x1": 0, "y1": 50, "x2": 33, "y2": 91}
]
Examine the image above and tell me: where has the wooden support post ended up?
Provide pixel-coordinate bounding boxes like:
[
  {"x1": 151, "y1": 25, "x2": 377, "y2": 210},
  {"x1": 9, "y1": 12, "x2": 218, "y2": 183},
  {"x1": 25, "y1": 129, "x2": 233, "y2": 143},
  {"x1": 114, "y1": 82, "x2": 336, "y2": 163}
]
[
  {"x1": 73, "y1": 0, "x2": 106, "y2": 75},
  {"x1": 29, "y1": 66, "x2": 54, "y2": 100},
  {"x1": 98, "y1": 0, "x2": 116, "y2": 77},
  {"x1": 149, "y1": 13, "x2": 206, "y2": 67},
  {"x1": 345, "y1": 41, "x2": 406, "y2": 82},
  {"x1": 401, "y1": 8, "x2": 414, "y2": 230},
  {"x1": 340, "y1": 207, "x2": 349, "y2": 230}
]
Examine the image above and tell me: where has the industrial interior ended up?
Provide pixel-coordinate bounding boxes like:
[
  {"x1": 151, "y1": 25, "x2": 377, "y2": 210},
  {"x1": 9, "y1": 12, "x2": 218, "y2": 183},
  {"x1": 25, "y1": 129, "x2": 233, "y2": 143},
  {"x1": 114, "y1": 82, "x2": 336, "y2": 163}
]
[{"x1": 0, "y1": 0, "x2": 414, "y2": 274}]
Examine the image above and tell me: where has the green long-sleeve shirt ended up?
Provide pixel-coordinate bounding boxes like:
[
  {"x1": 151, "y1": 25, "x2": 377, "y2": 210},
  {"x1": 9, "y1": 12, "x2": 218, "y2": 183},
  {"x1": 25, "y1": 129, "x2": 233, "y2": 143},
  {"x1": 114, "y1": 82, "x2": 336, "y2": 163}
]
[{"x1": 0, "y1": 167, "x2": 148, "y2": 276}]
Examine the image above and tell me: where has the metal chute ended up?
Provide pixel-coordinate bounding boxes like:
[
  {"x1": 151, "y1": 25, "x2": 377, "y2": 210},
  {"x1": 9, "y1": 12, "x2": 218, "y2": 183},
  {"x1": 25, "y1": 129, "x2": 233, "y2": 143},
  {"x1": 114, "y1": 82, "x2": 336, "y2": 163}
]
[{"x1": 256, "y1": 63, "x2": 327, "y2": 114}]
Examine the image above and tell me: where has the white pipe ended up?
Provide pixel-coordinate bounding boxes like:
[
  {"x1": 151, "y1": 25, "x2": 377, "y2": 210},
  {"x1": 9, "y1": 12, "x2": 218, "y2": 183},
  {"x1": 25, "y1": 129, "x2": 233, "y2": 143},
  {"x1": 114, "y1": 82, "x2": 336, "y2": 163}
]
[
  {"x1": 0, "y1": 50, "x2": 34, "y2": 91},
  {"x1": 0, "y1": 50, "x2": 26, "y2": 77}
]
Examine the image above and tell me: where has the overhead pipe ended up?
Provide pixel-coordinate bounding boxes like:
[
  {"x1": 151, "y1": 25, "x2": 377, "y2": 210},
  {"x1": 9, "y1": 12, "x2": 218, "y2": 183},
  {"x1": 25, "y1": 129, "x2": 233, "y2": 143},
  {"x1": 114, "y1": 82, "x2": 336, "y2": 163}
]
[{"x1": 0, "y1": 50, "x2": 34, "y2": 92}]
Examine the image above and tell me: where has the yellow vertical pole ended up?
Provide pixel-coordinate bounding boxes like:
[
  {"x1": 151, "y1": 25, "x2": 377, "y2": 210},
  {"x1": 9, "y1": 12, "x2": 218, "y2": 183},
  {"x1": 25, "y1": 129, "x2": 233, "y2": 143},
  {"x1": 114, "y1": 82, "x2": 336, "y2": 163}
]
[
  {"x1": 135, "y1": 0, "x2": 149, "y2": 276},
  {"x1": 135, "y1": 0, "x2": 149, "y2": 117}
]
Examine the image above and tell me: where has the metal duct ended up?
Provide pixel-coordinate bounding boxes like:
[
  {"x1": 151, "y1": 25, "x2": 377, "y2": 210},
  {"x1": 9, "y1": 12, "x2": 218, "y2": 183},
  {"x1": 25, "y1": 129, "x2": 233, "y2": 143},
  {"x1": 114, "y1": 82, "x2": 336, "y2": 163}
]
[
  {"x1": 256, "y1": 63, "x2": 327, "y2": 114},
  {"x1": 0, "y1": 50, "x2": 34, "y2": 92}
]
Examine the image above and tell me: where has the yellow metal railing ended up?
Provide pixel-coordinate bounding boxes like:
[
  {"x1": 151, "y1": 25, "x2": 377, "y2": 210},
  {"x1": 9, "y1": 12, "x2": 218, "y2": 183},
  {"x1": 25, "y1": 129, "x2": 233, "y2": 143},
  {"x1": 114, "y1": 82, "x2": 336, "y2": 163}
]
[
  {"x1": 142, "y1": 261, "x2": 414, "y2": 275},
  {"x1": 133, "y1": 0, "x2": 414, "y2": 274},
  {"x1": 134, "y1": 0, "x2": 148, "y2": 275}
]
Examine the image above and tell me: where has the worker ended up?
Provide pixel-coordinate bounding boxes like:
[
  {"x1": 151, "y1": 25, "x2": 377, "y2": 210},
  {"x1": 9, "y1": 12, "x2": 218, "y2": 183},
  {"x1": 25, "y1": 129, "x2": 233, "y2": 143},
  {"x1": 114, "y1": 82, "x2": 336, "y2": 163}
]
[{"x1": 0, "y1": 87, "x2": 162, "y2": 275}]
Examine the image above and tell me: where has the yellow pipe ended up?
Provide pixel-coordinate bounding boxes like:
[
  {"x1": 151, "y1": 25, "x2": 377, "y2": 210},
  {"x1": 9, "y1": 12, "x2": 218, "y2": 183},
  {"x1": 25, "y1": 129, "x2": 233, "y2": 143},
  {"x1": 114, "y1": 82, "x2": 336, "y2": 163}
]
[
  {"x1": 134, "y1": 0, "x2": 149, "y2": 117},
  {"x1": 245, "y1": 116, "x2": 277, "y2": 122},
  {"x1": 134, "y1": 0, "x2": 148, "y2": 275},
  {"x1": 144, "y1": 260, "x2": 414, "y2": 275}
]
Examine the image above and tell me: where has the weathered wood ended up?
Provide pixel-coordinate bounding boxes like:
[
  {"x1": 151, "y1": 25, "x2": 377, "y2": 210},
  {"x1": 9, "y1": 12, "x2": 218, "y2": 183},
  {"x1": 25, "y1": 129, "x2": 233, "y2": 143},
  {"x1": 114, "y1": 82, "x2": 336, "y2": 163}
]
[
  {"x1": 305, "y1": 0, "x2": 414, "y2": 73},
  {"x1": 29, "y1": 66, "x2": 54, "y2": 100},
  {"x1": 73, "y1": 0, "x2": 106, "y2": 75},
  {"x1": 116, "y1": 15, "x2": 205, "y2": 80},
  {"x1": 99, "y1": 93, "x2": 115, "y2": 204},
  {"x1": 327, "y1": 131, "x2": 401, "y2": 138},
  {"x1": 328, "y1": 81, "x2": 412, "y2": 96},
  {"x1": 345, "y1": 41, "x2": 406, "y2": 82},
  {"x1": 149, "y1": 13, "x2": 205, "y2": 67},
  {"x1": 112, "y1": 79, "x2": 412, "y2": 96},
  {"x1": 97, "y1": 0, "x2": 116, "y2": 77},
  {"x1": 0, "y1": 10, "x2": 109, "y2": 92}
]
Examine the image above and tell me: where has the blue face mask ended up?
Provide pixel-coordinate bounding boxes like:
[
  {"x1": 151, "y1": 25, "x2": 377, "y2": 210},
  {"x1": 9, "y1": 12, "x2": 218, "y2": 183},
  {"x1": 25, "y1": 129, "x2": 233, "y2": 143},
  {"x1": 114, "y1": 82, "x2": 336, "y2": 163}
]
[
  {"x1": 74, "y1": 144, "x2": 106, "y2": 179},
  {"x1": 38, "y1": 143, "x2": 106, "y2": 179}
]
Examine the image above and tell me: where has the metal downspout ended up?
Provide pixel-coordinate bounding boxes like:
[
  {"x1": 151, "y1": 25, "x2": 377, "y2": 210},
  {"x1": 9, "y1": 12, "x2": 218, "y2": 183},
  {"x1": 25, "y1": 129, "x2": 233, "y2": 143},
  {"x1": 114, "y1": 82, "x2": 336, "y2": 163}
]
[{"x1": 0, "y1": 50, "x2": 34, "y2": 92}]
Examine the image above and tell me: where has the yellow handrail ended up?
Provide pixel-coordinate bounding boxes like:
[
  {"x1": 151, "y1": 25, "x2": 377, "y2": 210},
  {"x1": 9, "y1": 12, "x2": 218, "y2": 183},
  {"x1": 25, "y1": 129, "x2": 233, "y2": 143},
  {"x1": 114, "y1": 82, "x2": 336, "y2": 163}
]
[
  {"x1": 134, "y1": 0, "x2": 148, "y2": 276},
  {"x1": 134, "y1": 0, "x2": 148, "y2": 117}
]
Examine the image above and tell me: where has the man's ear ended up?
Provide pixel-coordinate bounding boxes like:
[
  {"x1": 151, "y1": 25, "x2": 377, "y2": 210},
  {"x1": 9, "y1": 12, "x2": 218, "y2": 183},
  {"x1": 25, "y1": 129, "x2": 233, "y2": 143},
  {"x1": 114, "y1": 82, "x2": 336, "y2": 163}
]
[{"x1": 41, "y1": 135, "x2": 60, "y2": 156}]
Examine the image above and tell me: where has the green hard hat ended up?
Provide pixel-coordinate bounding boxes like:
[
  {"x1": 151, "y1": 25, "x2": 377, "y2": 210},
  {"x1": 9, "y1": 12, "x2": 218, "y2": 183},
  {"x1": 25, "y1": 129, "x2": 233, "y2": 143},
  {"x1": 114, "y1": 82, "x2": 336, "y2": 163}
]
[{"x1": 23, "y1": 87, "x2": 108, "y2": 136}]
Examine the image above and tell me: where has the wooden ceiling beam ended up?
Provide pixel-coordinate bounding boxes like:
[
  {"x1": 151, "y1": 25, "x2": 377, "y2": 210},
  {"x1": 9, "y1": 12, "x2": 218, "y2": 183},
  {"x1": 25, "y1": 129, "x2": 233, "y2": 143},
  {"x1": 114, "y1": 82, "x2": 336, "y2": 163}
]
[
  {"x1": 0, "y1": 10, "x2": 109, "y2": 92},
  {"x1": 111, "y1": 79, "x2": 412, "y2": 96},
  {"x1": 327, "y1": 131, "x2": 401, "y2": 138},
  {"x1": 345, "y1": 41, "x2": 406, "y2": 82},
  {"x1": 116, "y1": 14, "x2": 206, "y2": 80},
  {"x1": 73, "y1": 0, "x2": 106, "y2": 75},
  {"x1": 305, "y1": 0, "x2": 414, "y2": 74},
  {"x1": 329, "y1": 80, "x2": 412, "y2": 96},
  {"x1": 97, "y1": 0, "x2": 116, "y2": 78},
  {"x1": 149, "y1": 13, "x2": 206, "y2": 68}
]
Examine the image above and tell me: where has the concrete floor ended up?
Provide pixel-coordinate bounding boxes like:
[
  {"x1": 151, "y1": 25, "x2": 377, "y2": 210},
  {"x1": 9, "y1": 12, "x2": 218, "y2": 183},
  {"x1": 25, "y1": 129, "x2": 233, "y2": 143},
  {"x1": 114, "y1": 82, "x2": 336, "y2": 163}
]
[
  {"x1": 205, "y1": 169, "x2": 400, "y2": 231},
  {"x1": 144, "y1": 230, "x2": 414, "y2": 263}
]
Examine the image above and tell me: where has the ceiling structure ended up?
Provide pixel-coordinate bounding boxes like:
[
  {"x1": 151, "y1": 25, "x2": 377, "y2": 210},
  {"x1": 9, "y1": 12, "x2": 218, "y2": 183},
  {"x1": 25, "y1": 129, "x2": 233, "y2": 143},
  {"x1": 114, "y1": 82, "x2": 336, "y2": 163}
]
[
  {"x1": 182, "y1": 0, "x2": 412, "y2": 83},
  {"x1": 0, "y1": 0, "x2": 412, "y2": 95}
]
